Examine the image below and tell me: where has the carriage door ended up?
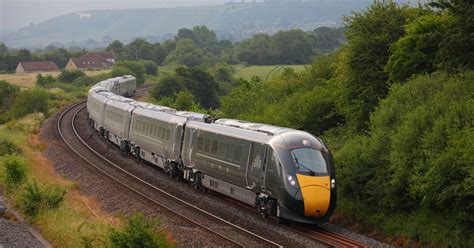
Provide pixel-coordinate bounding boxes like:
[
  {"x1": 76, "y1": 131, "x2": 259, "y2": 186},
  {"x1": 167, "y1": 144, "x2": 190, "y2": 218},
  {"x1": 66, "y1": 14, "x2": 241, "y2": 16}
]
[{"x1": 246, "y1": 143, "x2": 267, "y2": 190}]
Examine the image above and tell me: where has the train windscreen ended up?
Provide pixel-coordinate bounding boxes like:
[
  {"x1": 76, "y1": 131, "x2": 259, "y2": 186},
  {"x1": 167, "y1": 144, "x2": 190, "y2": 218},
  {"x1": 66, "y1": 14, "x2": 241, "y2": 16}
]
[{"x1": 291, "y1": 148, "x2": 328, "y2": 176}]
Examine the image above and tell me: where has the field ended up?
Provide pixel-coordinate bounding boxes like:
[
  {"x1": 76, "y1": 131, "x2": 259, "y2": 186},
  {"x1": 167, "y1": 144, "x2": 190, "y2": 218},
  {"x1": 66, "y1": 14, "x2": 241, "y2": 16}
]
[
  {"x1": 0, "y1": 70, "x2": 111, "y2": 88},
  {"x1": 233, "y1": 65, "x2": 307, "y2": 81}
]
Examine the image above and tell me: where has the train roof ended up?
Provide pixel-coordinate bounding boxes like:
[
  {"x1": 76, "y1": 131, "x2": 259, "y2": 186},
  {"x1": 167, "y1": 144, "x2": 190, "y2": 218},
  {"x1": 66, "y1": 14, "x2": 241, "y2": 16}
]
[
  {"x1": 133, "y1": 106, "x2": 187, "y2": 125},
  {"x1": 214, "y1": 118, "x2": 294, "y2": 136},
  {"x1": 175, "y1": 111, "x2": 211, "y2": 122},
  {"x1": 186, "y1": 121, "x2": 273, "y2": 144}
]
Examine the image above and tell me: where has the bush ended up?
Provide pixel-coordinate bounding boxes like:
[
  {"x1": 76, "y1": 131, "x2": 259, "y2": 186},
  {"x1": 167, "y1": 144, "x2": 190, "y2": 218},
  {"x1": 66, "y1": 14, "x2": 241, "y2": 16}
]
[
  {"x1": 0, "y1": 137, "x2": 21, "y2": 156},
  {"x1": 21, "y1": 180, "x2": 66, "y2": 217},
  {"x1": 36, "y1": 74, "x2": 56, "y2": 87},
  {"x1": 111, "y1": 66, "x2": 134, "y2": 78},
  {"x1": 58, "y1": 70, "x2": 86, "y2": 83},
  {"x1": 107, "y1": 213, "x2": 169, "y2": 248},
  {"x1": 140, "y1": 60, "x2": 158, "y2": 76},
  {"x1": 4, "y1": 88, "x2": 49, "y2": 121},
  {"x1": 3, "y1": 155, "x2": 27, "y2": 188}
]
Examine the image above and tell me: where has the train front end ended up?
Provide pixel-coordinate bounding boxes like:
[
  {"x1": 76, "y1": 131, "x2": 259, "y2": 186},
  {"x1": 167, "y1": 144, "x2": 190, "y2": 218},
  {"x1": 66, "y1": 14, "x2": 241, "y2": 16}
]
[{"x1": 271, "y1": 131, "x2": 336, "y2": 224}]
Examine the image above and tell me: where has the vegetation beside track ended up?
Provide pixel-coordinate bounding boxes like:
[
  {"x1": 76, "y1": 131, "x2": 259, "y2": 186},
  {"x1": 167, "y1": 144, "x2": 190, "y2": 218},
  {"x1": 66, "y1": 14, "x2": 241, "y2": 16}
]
[{"x1": 0, "y1": 68, "x2": 173, "y2": 247}]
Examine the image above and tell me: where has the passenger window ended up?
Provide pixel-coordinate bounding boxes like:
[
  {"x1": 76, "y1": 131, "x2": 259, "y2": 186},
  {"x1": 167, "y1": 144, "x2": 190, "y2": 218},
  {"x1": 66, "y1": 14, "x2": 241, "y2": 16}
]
[
  {"x1": 234, "y1": 145, "x2": 243, "y2": 162},
  {"x1": 161, "y1": 127, "x2": 166, "y2": 139},
  {"x1": 166, "y1": 129, "x2": 171, "y2": 140},
  {"x1": 226, "y1": 144, "x2": 234, "y2": 160},
  {"x1": 218, "y1": 142, "x2": 226, "y2": 158},
  {"x1": 153, "y1": 126, "x2": 157, "y2": 137},
  {"x1": 211, "y1": 140, "x2": 218, "y2": 154},
  {"x1": 198, "y1": 137, "x2": 204, "y2": 151},
  {"x1": 204, "y1": 139, "x2": 211, "y2": 153}
]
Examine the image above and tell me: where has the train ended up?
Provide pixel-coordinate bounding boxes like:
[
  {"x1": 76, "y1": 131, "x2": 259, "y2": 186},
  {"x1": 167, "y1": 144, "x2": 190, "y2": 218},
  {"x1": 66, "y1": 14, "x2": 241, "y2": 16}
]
[{"x1": 87, "y1": 75, "x2": 336, "y2": 224}]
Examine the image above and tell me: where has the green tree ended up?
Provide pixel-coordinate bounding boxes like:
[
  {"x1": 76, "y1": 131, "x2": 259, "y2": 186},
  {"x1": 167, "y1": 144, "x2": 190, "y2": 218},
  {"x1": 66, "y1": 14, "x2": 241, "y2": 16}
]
[
  {"x1": 235, "y1": 33, "x2": 272, "y2": 65},
  {"x1": 338, "y1": 1, "x2": 418, "y2": 131},
  {"x1": 58, "y1": 69, "x2": 86, "y2": 83},
  {"x1": 140, "y1": 60, "x2": 159, "y2": 76},
  {"x1": 164, "y1": 39, "x2": 210, "y2": 67},
  {"x1": 270, "y1": 29, "x2": 314, "y2": 64},
  {"x1": 114, "y1": 61, "x2": 145, "y2": 84}
]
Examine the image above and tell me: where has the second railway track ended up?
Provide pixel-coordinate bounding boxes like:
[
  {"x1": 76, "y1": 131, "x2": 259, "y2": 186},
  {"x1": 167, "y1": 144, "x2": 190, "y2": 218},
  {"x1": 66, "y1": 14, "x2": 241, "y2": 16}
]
[{"x1": 57, "y1": 98, "x2": 283, "y2": 247}]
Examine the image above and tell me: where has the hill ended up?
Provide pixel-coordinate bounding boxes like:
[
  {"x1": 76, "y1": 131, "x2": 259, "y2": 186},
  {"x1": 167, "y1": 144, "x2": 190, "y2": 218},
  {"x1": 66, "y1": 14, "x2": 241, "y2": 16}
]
[{"x1": 3, "y1": 0, "x2": 373, "y2": 48}]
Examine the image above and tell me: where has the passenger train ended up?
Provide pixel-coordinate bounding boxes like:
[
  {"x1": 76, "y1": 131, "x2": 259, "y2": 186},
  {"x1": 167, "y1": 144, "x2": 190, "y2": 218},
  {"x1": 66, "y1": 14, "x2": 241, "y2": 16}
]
[{"x1": 87, "y1": 75, "x2": 336, "y2": 224}]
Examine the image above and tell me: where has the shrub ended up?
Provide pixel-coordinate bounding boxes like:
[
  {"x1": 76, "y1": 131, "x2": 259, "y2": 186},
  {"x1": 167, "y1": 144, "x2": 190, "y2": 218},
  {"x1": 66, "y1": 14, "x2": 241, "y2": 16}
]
[
  {"x1": 58, "y1": 70, "x2": 86, "y2": 83},
  {"x1": 5, "y1": 88, "x2": 49, "y2": 121},
  {"x1": 140, "y1": 60, "x2": 158, "y2": 76},
  {"x1": 111, "y1": 66, "x2": 134, "y2": 78},
  {"x1": 36, "y1": 74, "x2": 56, "y2": 87},
  {"x1": 107, "y1": 213, "x2": 169, "y2": 248},
  {"x1": 3, "y1": 155, "x2": 27, "y2": 188},
  {"x1": 21, "y1": 180, "x2": 66, "y2": 217},
  {"x1": 0, "y1": 137, "x2": 21, "y2": 156}
]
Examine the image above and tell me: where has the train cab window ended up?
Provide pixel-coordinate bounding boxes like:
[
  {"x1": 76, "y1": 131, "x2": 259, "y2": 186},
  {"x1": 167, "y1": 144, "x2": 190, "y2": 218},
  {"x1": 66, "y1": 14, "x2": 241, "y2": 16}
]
[
  {"x1": 211, "y1": 140, "x2": 218, "y2": 154},
  {"x1": 291, "y1": 148, "x2": 328, "y2": 176},
  {"x1": 166, "y1": 129, "x2": 171, "y2": 140},
  {"x1": 198, "y1": 137, "x2": 204, "y2": 151},
  {"x1": 234, "y1": 145, "x2": 243, "y2": 162},
  {"x1": 204, "y1": 139, "x2": 211, "y2": 153}
]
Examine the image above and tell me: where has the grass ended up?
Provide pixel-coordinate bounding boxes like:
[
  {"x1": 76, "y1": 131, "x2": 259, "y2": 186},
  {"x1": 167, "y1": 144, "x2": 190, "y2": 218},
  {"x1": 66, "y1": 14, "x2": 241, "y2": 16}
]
[
  {"x1": 233, "y1": 64, "x2": 306, "y2": 81},
  {"x1": 0, "y1": 70, "x2": 110, "y2": 88}
]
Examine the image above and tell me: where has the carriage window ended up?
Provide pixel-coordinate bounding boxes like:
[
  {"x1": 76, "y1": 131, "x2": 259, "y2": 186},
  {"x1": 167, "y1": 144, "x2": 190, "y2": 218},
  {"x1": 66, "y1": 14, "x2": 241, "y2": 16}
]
[
  {"x1": 218, "y1": 142, "x2": 226, "y2": 158},
  {"x1": 161, "y1": 127, "x2": 166, "y2": 139},
  {"x1": 166, "y1": 129, "x2": 171, "y2": 140},
  {"x1": 204, "y1": 139, "x2": 211, "y2": 153},
  {"x1": 226, "y1": 144, "x2": 234, "y2": 160},
  {"x1": 234, "y1": 145, "x2": 243, "y2": 162},
  {"x1": 153, "y1": 126, "x2": 157, "y2": 137},
  {"x1": 211, "y1": 140, "x2": 218, "y2": 154},
  {"x1": 198, "y1": 137, "x2": 204, "y2": 151}
]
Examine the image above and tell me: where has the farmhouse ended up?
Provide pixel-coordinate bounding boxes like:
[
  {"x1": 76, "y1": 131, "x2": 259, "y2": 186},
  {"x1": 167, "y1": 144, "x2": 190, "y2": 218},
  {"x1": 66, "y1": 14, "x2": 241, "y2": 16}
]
[
  {"x1": 86, "y1": 52, "x2": 115, "y2": 63},
  {"x1": 65, "y1": 56, "x2": 112, "y2": 70},
  {"x1": 15, "y1": 61, "x2": 60, "y2": 74}
]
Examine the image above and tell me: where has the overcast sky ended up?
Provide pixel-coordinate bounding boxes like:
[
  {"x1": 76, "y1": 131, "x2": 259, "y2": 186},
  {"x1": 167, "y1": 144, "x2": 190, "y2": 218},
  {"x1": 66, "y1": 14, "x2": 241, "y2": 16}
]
[{"x1": 0, "y1": 0, "x2": 227, "y2": 30}]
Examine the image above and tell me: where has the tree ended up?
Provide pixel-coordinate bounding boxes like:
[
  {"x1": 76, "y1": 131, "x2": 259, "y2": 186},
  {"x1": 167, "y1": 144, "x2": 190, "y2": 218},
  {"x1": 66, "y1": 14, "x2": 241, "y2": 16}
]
[
  {"x1": 235, "y1": 33, "x2": 272, "y2": 65},
  {"x1": 58, "y1": 69, "x2": 85, "y2": 83},
  {"x1": 164, "y1": 39, "x2": 210, "y2": 67},
  {"x1": 0, "y1": 42, "x2": 8, "y2": 56},
  {"x1": 270, "y1": 29, "x2": 314, "y2": 64},
  {"x1": 338, "y1": 1, "x2": 418, "y2": 131},
  {"x1": 114, "y1": 61, "x2": 145, "y2": 84},
  {"x1": 140, "y1": 60, "x2": 158, "y2": 76},
  {"x1": 106, "y1": 40, "x2": 125, "y2": 55}
]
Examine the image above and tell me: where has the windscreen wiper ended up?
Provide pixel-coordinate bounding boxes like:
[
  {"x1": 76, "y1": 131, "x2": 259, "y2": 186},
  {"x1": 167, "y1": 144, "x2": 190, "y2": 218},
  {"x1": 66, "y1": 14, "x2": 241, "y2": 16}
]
[{"x1": 293, "y1": 154, "x2": 315, "y2": 176}]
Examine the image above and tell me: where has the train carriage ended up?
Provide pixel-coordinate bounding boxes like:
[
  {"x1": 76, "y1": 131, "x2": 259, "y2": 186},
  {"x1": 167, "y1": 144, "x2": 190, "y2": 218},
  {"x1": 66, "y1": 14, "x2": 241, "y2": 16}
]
[
  {"x1": 128, "y1": 108, "x2": 187, "y2": 169},
  {"x1": 87, "y1": 91, "x2": 114, "y2": 132},
  {"x1": 103, "y1": 96, "x2": 135, "y2": 150}
]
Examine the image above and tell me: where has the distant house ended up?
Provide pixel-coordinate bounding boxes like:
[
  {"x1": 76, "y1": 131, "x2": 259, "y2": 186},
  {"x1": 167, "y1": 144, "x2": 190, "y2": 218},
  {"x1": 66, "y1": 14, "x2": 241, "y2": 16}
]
[
  {"x1": 65, "y1": 56, "x2": 112, "y2": 71},
  {"x1": 15, "y1": 61, "x2": 60, "y2": 74},
  {"x1": 86, "y1": 52, "x2": 115, "y2": 63}
]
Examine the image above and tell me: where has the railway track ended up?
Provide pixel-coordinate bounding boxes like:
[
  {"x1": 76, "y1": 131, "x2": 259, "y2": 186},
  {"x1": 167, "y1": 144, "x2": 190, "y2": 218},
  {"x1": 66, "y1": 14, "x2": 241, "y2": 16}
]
[
  {"x1": 286, "y1": 224, "x2": 368, "y2": 247},
  {"x1": 57, "y1": 95, "x2": 282, "y2": 247}
]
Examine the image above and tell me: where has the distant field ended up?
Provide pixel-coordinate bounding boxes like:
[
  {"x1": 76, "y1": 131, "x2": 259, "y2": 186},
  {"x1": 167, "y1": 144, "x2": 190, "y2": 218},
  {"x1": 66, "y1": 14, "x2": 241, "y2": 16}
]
[
  {"x1": 0, "y1": 70, "x2": 111, "y2": 88},
  {"x1": 233, "y1": 65, "x2": 306, "y2": 81}
]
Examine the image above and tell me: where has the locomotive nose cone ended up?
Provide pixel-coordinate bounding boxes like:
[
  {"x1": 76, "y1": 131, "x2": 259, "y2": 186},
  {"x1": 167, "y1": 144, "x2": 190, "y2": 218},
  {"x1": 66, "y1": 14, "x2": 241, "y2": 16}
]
[{"x1": 296, "y1": 174, "x2": 331, "y2": 217}]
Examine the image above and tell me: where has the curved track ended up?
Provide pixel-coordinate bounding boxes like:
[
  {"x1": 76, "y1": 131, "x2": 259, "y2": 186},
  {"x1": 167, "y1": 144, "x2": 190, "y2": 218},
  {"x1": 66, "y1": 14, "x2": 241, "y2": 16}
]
[{"x1": 57, "y1": 97, "x2": 283, "y2": 247}]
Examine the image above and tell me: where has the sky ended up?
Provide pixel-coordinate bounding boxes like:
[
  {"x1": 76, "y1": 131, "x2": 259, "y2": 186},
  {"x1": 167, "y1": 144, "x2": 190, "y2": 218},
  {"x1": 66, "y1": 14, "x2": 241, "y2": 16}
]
[{"x1": 0, "y1": 0, "x2": 228, "y2": 30}]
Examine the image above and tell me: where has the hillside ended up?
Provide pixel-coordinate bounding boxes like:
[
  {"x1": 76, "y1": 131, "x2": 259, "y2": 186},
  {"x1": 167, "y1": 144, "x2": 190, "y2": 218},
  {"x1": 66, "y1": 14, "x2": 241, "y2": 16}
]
[{"x1": 3, "y1": 0, "x2": 373, "y2": 48}]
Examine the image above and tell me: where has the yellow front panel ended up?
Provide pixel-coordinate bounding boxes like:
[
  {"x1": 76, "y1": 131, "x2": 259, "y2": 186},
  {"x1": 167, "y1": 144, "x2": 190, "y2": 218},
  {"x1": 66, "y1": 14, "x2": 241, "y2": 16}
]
[{"x1": 296, "y1": 174, "x2": 331, "y2": 217}]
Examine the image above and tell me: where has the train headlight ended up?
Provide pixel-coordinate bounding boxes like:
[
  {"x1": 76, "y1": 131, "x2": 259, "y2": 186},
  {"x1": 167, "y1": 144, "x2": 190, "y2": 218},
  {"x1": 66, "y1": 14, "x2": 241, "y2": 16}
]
[
  {"x1": 288, "y1": 176, "x2": 296, "y2": 187},
  {"x1": 330, "y1": 179, "x2": 336, "y2": 189}
]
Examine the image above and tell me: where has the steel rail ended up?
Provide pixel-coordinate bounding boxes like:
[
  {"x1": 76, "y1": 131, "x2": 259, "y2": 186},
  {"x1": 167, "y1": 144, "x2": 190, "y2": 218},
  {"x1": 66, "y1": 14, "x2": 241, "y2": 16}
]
[
  {"x1": 57, "y1": 99, "x2": 283, "y2": 247},
  {"x1": 286, "y1": 224, "x2": 368, "y2": 248}
]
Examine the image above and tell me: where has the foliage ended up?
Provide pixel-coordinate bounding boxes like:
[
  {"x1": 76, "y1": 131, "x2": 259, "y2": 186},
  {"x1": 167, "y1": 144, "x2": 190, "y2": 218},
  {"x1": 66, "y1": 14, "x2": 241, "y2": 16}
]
[
  {"x1": 111, "y1": 66, "x2": 134, "y2": 78},
  {"x1": 151, "y1": 67, "x2": 219, "y2": 109},
  {"x1": 164, "y1": 39, "x2": 211, "y2": 67},
  {"x1": 337, "y1": 1, "x2": 419, "y2": 132},
  {"x1": 107, "y1": 213, "x2": 170, "y2": 248},
  {"x1": 3, "y1": 155, "x2": 27, "y2": 188},
  {"x1": 0, "y1": 137, "x2": 21, "y2": 156},
  {"x1": 58, "y1": 69, "x2": 86, "y2": 83},
  {"x1": 114, "y1": 61, "x2": 145, "y2": 84},
  {"x1": 2, "y1": 88, "x2": 49, "y2": 123},
  {"x1": 0, "y1": 80, "x2": 19, "y2": 116},
  {"x1": 140, "y1": 60, "x2": 159, "y2": 76},
  {"x1": 334, "y1": 72, "x2": 474, "y2": 244},
  {"x1": 36, "y1": 74, "x2": 56, "y2": 87},
  {"x1": 21, "y1": 180, "x2": 66, "y2": 217}
]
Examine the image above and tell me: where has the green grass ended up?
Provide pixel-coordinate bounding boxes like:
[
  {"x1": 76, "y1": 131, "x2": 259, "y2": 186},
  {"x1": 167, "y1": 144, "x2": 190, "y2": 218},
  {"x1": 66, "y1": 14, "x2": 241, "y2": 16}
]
[{"x1": 233, "y1": 64, "x2": 307, "y2": 81}]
